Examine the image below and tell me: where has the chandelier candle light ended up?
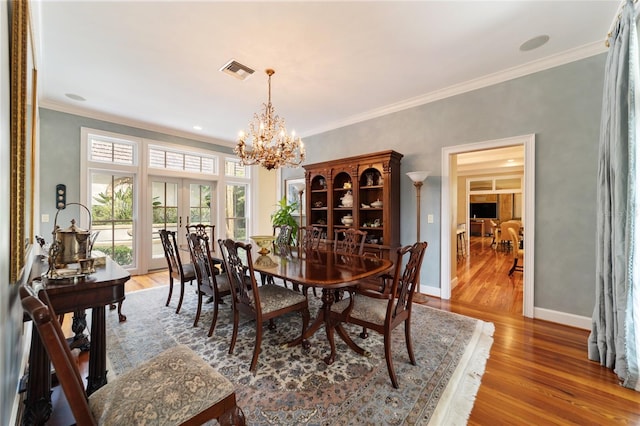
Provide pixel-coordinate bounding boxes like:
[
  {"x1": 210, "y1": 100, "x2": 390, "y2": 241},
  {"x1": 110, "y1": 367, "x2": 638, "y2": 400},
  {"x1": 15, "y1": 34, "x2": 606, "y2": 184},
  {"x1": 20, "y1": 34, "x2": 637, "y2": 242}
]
[
  {"x1": 235, "y1": 69, "x2": 305, "y2": 170},
  {"x1": 406, "y1": 171, "x2": 431, "y2": 242}
]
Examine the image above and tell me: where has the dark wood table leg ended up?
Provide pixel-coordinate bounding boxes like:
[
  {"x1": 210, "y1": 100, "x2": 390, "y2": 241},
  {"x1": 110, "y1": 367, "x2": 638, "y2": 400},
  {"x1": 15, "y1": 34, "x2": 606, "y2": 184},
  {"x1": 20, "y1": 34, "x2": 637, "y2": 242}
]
[
  {"x1": 22, "y1": 332, "x2": 52, "y2": 425},
  {"x1": 68, "y1": 309, "x2": 90, "y2": 351},
  {"x1": 86, "y1": 306, "x2": 108, "y2": 395}
]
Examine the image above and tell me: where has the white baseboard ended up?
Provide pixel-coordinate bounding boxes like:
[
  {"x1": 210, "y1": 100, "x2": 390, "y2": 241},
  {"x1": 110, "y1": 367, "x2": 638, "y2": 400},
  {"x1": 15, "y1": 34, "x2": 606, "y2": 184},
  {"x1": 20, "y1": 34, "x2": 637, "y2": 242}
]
[
  {"x1": 419, "y1": 284, "x2": 591, "y2": 331},
  {"x1": 420, "y1": 284, "x2": 441, "y2": 298},
  {"x1": 534, "y1": 307, "x2": 591, "y2": 330}
]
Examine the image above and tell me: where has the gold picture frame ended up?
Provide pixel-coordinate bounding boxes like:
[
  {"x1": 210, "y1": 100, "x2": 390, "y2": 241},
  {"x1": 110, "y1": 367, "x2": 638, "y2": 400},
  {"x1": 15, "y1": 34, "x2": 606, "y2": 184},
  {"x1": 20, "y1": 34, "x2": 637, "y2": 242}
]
[{"x1": 10, "y1": 0, "x2": 36, "y2": 283}]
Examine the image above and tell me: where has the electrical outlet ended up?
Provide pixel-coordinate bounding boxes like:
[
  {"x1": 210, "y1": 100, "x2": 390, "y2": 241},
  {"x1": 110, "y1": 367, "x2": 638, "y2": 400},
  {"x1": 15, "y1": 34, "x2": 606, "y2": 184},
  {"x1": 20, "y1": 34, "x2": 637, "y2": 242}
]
[
  {"x1": 42, "y1": 214, "x2": 49, "y2": 223},
  {"x1": 427, "y1": 214, "x2": 434, "y2": 224}
]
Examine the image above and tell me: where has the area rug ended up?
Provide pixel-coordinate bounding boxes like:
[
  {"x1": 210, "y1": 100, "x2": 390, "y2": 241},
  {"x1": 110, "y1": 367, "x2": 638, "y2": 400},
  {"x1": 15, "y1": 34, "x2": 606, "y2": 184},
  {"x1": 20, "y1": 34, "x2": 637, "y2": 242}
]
[{"x1": 105, "y1": 286, "x2": 494, "y2": 425}]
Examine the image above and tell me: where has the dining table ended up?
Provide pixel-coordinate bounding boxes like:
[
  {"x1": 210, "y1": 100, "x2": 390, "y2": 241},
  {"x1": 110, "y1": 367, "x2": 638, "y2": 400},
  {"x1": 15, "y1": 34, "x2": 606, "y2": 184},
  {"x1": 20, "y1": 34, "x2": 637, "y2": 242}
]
[{"x1": 250, "y1": 245, "x2": 393, "y2": 365}]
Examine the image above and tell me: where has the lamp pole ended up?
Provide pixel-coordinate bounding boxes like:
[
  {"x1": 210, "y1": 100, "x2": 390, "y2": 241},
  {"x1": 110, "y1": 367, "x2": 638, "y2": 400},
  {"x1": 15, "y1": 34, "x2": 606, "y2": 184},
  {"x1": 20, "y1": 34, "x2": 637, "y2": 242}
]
[
  {"x1": 293, "y1": 183, "x2": 306, "y2": 248},
  {"x1": 406, "y1": 171, "x2": 431, "y2": 242}
]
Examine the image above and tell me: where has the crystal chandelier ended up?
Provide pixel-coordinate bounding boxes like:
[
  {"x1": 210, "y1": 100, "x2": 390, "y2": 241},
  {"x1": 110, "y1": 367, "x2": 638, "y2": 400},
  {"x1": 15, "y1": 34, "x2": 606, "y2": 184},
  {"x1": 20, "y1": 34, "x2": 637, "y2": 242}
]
[{"x1": 235, "y1": 69, "x2": 305, "y2": 170}]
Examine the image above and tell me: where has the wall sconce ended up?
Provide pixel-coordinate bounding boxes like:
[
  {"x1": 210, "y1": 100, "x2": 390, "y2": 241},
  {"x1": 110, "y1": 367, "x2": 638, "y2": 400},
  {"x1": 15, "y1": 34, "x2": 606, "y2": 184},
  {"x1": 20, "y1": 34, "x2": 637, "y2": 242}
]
[{"x1": 406, "y1": 171, "x2": 431, "y2": 241}]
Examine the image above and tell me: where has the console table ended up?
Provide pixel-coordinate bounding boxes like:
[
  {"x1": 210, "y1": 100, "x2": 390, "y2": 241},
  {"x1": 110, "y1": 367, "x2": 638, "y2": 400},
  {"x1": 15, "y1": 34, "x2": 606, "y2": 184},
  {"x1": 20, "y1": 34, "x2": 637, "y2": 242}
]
[{"x1": 22, "y1": 255, "x2": 130, "y2": 425}]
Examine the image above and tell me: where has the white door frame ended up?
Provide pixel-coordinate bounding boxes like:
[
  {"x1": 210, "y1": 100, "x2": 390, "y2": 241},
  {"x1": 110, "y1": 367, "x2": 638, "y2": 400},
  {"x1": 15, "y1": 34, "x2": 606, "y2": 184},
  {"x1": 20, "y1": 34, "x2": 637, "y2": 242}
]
[{"x1": 440, "y1": 134, "x2": 535, "y2": 318}]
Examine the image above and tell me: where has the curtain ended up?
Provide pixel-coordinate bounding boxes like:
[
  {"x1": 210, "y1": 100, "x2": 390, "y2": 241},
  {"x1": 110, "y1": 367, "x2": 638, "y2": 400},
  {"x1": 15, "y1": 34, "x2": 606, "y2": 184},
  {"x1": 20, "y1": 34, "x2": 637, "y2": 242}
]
[{"x1": 588, "y1": 0, "x2": 640, "y2": 391}]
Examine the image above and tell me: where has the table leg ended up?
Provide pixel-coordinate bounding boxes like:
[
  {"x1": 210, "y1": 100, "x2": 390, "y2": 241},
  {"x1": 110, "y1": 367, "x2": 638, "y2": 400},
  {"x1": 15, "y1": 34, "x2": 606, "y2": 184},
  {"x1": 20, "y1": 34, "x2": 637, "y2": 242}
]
[
  {"x1": 22, "y1": 331, "x2": 53, "y2": 425},
  {"x1": 86, "y1": 306, "x2": 108, "y2": 395},
  {"x1": 68, "y1": 309, "x2": 90, "y2": 351}
]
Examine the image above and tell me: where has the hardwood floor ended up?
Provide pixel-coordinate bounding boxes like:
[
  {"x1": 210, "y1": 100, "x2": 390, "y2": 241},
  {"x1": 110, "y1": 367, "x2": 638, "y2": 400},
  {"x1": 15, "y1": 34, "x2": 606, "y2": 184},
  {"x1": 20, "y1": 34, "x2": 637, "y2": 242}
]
[
  {"x1": 452, "y1": 235, "x2": 523, "y2": 314},
  {"x1": 44, "y1": 252, "x2": 640, "y2": 425}
]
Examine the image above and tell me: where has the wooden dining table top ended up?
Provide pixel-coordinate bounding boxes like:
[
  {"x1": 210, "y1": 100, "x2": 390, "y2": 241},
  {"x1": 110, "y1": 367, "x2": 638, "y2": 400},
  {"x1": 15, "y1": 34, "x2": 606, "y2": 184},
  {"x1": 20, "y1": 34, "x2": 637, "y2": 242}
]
[{"x1": 250, "y1": 246, "x2": 393, "y2": 289}]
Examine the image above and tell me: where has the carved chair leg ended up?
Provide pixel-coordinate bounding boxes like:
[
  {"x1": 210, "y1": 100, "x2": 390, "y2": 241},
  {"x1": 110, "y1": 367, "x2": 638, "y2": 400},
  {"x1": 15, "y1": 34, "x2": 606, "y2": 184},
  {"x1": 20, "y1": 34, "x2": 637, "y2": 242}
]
[
  {"x1": 208, "y1": 299, "x2": 219, "y2": 337},
  {"x1": 194, "y1": 294, "x2": 203, "y2": 327},
  {"x1": 250, "y1": 324, "x2": 263, "y2": 373},
  {"x1": 405, "y1": 319, "x2": 416, "y2": 365},
  {"x1": 384, "y1": 333, "x2": 399, "y2": 389},
  {"x1": 166, "y1": 275, "x2": 174, "y2": 307}
]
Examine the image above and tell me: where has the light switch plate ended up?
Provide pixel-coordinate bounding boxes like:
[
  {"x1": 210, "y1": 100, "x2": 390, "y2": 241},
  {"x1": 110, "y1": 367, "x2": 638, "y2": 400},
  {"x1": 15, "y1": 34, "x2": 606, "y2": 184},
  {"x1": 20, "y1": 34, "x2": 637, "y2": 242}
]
[{"x1": 427, "y1": 214, "x2": 434, "y2": 223}]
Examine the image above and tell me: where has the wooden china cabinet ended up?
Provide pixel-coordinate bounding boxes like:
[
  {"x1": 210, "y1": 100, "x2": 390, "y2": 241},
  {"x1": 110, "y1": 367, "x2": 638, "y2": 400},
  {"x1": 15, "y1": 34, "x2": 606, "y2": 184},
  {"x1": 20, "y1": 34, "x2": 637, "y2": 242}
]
[{"x1": 303, "y1": 150, "x2": 403, "y2": 259}]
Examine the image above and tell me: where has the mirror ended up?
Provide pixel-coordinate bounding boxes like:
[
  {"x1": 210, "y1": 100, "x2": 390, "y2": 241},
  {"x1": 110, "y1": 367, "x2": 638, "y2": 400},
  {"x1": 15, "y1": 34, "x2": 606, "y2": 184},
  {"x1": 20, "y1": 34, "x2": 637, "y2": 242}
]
[{"x1": 9, "y1": 0, "x2": 36, "y2": 283}]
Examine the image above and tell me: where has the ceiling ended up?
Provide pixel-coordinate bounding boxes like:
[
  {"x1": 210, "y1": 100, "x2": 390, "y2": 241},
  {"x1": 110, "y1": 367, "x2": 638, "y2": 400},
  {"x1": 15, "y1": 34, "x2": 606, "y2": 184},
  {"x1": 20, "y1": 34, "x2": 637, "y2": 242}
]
[{"x1": 33, "y1": 1, "x2": 618, "y2": 149}]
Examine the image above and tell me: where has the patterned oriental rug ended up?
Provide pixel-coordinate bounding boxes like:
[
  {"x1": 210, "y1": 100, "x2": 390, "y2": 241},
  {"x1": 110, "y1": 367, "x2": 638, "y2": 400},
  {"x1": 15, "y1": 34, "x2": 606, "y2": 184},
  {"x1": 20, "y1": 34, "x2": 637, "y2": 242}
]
[{"x1": 104, "y1": 286, "x2": 494, "y2": 425}]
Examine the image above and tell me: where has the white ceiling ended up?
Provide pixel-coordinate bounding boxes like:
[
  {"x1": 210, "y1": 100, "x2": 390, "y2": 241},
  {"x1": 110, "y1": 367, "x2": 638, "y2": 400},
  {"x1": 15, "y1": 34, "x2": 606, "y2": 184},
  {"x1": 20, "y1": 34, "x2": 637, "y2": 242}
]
[{"x1": 33, "y1": 1, "x2": 619, "y2": 149}]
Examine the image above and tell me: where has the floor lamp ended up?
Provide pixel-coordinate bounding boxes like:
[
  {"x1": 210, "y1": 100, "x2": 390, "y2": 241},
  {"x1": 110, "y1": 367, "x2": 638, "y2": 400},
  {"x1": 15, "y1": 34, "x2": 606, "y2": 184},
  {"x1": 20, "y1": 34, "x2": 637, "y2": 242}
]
[
  {"x1": 293, "y1": 183, "x2": 306, "y2": 248},
  {"x1": 406, "y1": 171, "x2": 431, "y2": 242}
]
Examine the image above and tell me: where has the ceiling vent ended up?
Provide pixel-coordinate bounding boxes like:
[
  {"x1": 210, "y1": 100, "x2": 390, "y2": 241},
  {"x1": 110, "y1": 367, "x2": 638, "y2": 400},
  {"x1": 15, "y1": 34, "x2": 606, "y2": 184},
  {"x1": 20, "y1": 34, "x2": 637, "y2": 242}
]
[{"x1": 219, "y1": 59, "x2": 255, "y2": 80}]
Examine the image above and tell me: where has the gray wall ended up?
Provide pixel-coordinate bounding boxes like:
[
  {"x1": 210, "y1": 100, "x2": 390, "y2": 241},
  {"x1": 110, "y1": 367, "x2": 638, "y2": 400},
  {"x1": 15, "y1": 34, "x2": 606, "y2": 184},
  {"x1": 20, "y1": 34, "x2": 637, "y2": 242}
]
[
  {"x1": 38, "y1": 109, "x2": 234, "y2": 236},
  {"x1": 296, "y1": 54, "x2": 605, "y2": 317}
]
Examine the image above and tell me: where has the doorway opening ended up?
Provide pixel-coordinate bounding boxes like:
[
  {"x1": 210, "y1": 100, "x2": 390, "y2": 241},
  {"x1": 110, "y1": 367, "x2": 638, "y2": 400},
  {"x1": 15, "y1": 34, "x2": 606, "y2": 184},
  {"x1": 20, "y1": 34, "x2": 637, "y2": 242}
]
[{"x1": 441, "y1": 134, "x2": 535, "y2": 317}]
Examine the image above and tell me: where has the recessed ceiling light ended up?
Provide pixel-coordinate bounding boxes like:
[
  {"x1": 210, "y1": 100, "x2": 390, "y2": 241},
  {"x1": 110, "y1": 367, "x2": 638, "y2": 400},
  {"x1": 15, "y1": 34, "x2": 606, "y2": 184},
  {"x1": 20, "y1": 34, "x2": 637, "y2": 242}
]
[
  {"x1": 507, "y1": 159, "x2": 515, "y2": 163},
  {"x1": 193, "y1": 125, "x2": 203, "y2": 131},
  {"x1": 65, "y1": 93, "x2": 86, "y2": 101},
  {"x1": 519, "y1": 35, "x2": 550, "y2": 52}
]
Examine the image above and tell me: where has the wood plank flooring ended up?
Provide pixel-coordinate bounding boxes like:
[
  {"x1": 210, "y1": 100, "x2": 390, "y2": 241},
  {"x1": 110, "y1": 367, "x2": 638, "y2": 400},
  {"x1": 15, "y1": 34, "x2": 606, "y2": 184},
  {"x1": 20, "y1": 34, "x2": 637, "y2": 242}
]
[{"x1": 44, "y1": 241, "x2": 640, "y2": 425}]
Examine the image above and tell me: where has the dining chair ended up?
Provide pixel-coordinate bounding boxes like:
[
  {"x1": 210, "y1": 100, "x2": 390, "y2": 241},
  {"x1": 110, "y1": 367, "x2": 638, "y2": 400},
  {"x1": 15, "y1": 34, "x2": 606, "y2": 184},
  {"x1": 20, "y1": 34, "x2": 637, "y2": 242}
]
[
  {"x1": 507, "y1": 227, "x2": 524, "y2": 275},
  {"x1": 20, "y1": 280, "x2": 246, "y2": 426},
  {"x1": 159, "y1": 229, "x2": 196, "y2": 314},
  {"x1": 186, "y1": 223, "x2": 224, "y2": 272},
  {"x1": 218, "y1": 238, "x2": 310, "y2": 373},
  {"x1": 301, "y1": 225, "x2": 323, "y2": 250},
  {"x1": 499, "y1": 220, "x2": 521, "y2": 251},
  {"x1": 333, "y1": 228, "x2": 367, "y2": 255},
  {"x1": 329, "y1": 241, "x2": 428, "y2": 388},
  {"x1": 273, "y1": 224, "x2": 293, "y2": 247},
  {"x1": 267, "y1": 224, "x2": 295, "y2": 287},
  {"x1": 187, "y1": 233, "x2": 232, "y2": 337}
]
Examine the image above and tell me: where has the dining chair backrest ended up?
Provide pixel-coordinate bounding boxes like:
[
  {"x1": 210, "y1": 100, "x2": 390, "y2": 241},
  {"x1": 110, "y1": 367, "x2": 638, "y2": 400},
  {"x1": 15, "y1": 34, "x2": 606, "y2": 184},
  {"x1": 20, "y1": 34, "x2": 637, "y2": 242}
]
[
  {"x1": 390, "y1": 241, "x2": 428, "y2": 310},
  {"x1": 301, "y1": 226, "x2": 322, "y2": 250},
  {"x1": 218, "y1": 239, "x2": 261, "y2": 314},
  {"x1": 334, "y1": 228, "x2": 367, "y2": 255},
  {"x1": 187, "y1": 223, "x2": 216, "y2": 251},
  {"x1": 187, "y1": 232, "x2": 217, "y2": 293},
  {"x1": 500, "y1": 221, "x2": 521, "y2": 248},
  {"x1": 159, "y1": 229, "x2": 187, "y2": 277},
  {"x1": 273, "y1": 224, "x2": 294, "y2": 250}
]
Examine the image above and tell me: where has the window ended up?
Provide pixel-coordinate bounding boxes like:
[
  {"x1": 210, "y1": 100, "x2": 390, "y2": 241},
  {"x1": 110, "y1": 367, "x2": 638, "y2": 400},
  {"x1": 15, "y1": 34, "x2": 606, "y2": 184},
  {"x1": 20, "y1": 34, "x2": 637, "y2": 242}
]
[
  {"x1": 225, "y1": 182, "x2": 247, "y2": 240},
  {"x1": 90, "y1": 173, "x2": 135, "y2": 267},
  {"x1": 89, "y1": 135, "x2": 136, "y2": 165},
  {"x1": 148, "y1": 146, "x2": 217, "y2": 175},
  {"x1": 225, "y1": 158, "x2": 248, "y2": 178}
]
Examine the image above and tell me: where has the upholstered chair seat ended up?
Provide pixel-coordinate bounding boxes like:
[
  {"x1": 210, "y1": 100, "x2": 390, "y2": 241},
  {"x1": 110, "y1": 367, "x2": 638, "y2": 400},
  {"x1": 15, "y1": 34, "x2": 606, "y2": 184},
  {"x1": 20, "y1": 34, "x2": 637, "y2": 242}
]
[
  {"x1": 331, "y1": 294, "x2": 387, "y2": 325},
  {"x1": 89, "y1": 345, "x2": 235, "y2": 425},
  {"x1": 252, "y1": 284, "x2": 309, "y2": 314}
]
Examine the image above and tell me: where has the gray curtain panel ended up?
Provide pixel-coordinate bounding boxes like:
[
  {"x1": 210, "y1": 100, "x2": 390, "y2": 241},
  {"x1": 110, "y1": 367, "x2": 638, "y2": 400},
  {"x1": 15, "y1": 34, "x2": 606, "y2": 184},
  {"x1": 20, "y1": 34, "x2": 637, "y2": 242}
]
[{"x1": 588, "y1": 0, "x2": 639, "y2": 391}]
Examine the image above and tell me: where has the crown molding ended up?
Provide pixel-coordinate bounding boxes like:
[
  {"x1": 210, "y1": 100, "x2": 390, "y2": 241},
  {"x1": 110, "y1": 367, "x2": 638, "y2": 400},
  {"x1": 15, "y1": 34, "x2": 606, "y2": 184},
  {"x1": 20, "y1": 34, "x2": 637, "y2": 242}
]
[
  {"x1": 302, "y1": 41, "x2": 607, "y2": 138},
  {"x1": 38, "y1": 99, "x2": 237, "y2": 148}
]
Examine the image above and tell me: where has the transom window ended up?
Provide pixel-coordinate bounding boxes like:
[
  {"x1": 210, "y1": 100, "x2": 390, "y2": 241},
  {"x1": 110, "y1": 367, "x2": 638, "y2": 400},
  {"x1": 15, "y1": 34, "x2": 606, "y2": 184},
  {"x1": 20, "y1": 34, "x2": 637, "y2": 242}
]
[
  {"x1": 89, "y1": 136, "x2": 136, "y2": 165},
  {"x1": 149, "y1": 146, "x2": 217, "y2": 175}
]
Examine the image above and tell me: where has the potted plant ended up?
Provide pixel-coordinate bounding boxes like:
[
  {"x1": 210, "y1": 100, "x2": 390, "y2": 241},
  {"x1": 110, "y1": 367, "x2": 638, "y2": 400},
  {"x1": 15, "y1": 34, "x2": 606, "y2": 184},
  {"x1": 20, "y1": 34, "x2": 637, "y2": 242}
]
[{"x1": 271, "y1": 197, "x2": 300, "y2": 243}]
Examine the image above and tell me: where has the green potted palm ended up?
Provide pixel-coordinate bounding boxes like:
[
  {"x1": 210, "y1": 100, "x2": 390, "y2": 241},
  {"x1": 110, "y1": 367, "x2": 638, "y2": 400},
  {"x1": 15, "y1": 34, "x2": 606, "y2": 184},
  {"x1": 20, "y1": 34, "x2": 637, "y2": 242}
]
[{"x1": 271, "y1": 197, "x2": 300, "y2": 243}]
